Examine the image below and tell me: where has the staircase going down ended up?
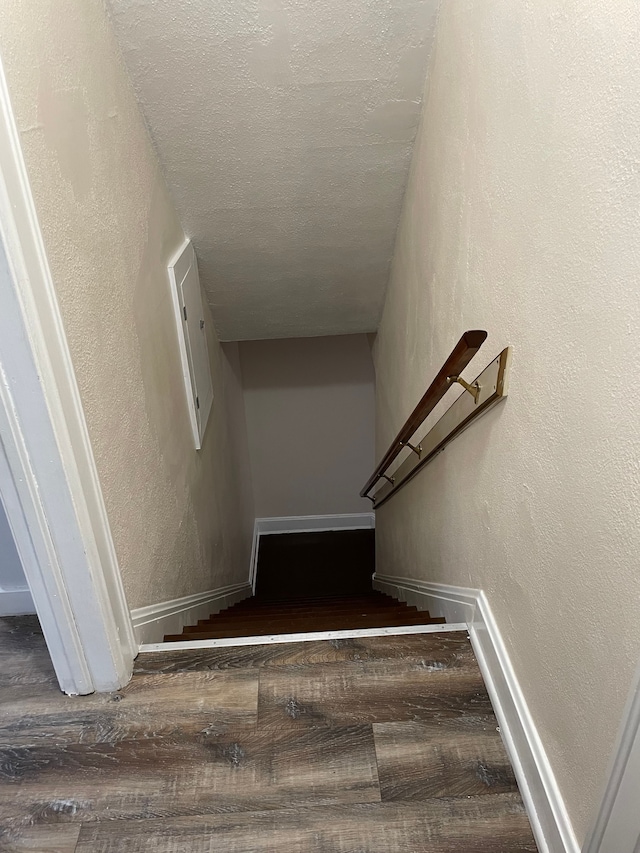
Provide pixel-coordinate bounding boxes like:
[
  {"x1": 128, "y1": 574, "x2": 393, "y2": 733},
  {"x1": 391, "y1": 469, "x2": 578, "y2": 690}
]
[{"x1": 164, "y1": 590, "x2": 445, "y2": 642}]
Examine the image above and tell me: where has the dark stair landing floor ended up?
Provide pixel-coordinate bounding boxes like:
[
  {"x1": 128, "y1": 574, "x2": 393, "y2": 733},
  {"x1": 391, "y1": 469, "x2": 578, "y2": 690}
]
[
  {"x1": 164, "y1": 590, "x2": 445, "y2": 642},
  {"x1": 254, "y1": 529, "x2": 376, "y2": 599}
]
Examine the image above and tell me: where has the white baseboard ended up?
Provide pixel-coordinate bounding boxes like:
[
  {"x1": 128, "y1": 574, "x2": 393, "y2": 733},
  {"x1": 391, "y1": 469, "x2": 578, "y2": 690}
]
[
  {"x1": 373, "y1": 572, "x2": 579, "y2": 853},
  {"x1": 0, "y1": 587, "x2": 35, "y2": 616},
  {"x1": 249, "y1": 513, "x2": 375, "y2": 592},
  {"x1": 130, "y1": 582, "x2": 252, "y2": 645},
  {"x1": 373, "y1": 575, "x2": 477, "y2": 624}
]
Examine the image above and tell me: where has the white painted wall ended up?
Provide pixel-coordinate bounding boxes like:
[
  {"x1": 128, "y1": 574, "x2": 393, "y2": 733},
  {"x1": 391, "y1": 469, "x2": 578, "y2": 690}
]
[
  {"x1": 0, "y1": 414, "x2": 34, "y2": 614},
  {"x1": 0, "y1": 493, "x2": 35, "y2": 615},
  {"x1": 373, "y1": 1, "x2": 640, "y2": 844},
  {"x1": 0, "y1": 428, "x2": 34, "y2": 615},
  {"x1": 0, "y1": 496, "x2": 25, "y2": 590},
  {"x1": 0, "y1": 0, "x2": 255, "y2": 611},
  {"x1": 240, "y1": 335, "x2": 375, "y2": 518}
]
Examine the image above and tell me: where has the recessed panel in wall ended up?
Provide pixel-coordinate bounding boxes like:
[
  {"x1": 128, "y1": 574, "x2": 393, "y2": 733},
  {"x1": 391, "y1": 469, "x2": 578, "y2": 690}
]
[{"x1": 168, "y1": 239, "x2": 213, "y2": 448}]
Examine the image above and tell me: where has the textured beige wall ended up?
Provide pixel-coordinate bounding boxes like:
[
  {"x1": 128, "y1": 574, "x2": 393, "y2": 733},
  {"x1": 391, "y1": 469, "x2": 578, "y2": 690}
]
[
  {"x1": 0, "y1": 0, "x2": 254, "y2": 609},
  {"x1": 239, "y1": 335, "x2": 375, "y2": 518},
  {"x1": 374, "y1": 0, "x2": 640, "y2": 842}
]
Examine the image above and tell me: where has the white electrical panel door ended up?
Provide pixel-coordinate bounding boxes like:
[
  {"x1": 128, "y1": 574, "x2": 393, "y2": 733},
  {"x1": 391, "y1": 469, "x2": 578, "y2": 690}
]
[{"x1": 168, "y1": 239, "x2": 213, "y2": 449}]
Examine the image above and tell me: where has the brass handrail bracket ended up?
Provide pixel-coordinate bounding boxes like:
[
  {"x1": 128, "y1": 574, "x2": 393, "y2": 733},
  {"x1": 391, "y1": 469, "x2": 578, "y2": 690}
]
[
  {"x1": 400, "y1": 440, "x2": 422, "y2": 457},
  {"x1": 447, "y1": 375, "x2": 481, "y2": 404}
]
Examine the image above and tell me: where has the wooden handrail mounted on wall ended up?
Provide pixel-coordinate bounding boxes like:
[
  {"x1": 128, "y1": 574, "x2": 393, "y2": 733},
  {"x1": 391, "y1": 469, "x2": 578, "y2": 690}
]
[
  {"x1": 361, "y1": 330, "x2": 488, "y2": 498},
  {"x1": 362, "y1": 332, "x2": 511, "y2": 507}
]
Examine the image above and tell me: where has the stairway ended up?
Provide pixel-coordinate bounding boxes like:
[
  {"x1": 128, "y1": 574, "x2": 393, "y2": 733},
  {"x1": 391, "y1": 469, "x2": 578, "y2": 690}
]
[{"x1": 164, "y1": 590, "x2": 445, "y2": 642}]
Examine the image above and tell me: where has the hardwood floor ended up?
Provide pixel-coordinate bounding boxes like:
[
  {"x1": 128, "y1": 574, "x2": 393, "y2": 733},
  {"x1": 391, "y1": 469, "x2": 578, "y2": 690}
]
[{"x1": 0, "y1": 616, "x2": 538, "y2": 852}]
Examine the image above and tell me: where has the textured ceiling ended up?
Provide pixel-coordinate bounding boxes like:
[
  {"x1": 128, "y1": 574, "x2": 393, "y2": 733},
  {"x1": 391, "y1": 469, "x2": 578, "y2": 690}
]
[{"x1": 107, "y1": 0, "x2": 439, "y2": 340}]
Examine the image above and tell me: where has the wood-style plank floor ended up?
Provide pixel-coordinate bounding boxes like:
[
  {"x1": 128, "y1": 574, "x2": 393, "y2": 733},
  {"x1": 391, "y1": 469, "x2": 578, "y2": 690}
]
[{"x1": 0, "y1": 616, "x2": 538, "y2": 852}]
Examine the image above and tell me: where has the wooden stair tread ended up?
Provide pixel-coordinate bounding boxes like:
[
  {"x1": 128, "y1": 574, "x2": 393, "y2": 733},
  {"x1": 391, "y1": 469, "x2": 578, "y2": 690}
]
[
  {"x1": 165, "y1": 613, "x2": 445, "y2": 642},
  {"x1": 216, "y1": 593, "x2": 400, "y2": 610},
  {"x1": 191, "y1": 605, "x2": 419, "y2": 627},
  {"x1": 166, "y1": 624, "x2": 444, "y2": 641},
  {"x1": 188, "y1": 610, "x2": 435, "y2": 628},
  {"x1": 164, "y1": 589, "x2": 446, "y2": 644},
  {"x1": 185, "y1": 616, "x2": 435, "y2": 635},
  {"x1": 193, "y1": 603, "x2": 421, "y2": 621}
]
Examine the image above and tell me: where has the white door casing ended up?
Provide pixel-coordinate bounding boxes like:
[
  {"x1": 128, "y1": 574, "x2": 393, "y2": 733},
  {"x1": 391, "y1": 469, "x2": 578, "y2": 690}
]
[{"x1": 0, "y1": 53, "x2": 135, "y2": 694}]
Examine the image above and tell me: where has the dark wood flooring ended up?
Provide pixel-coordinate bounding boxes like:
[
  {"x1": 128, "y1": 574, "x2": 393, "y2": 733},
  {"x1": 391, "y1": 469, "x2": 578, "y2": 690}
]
[
  {"x1": 165, "y1": 590, "x2": 446, "y2": 642},
  {"x1": 0, "y1": 616, "x2": 537, "y2": 852}
]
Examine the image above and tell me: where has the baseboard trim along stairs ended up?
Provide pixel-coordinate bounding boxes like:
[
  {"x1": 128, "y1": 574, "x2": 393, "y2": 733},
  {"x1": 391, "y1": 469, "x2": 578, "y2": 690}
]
[
  {"x1": 372, "y1": 573, "x2": 580, "y2": 853},
  {"x1": 131, "y1": 582, "x2": 252, "y2": 644}
]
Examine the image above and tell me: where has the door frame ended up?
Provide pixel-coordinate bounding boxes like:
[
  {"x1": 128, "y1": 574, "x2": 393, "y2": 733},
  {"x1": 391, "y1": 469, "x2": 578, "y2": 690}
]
[{"x1": 0, "y1": 54, "x2": 135, "y2": 694}]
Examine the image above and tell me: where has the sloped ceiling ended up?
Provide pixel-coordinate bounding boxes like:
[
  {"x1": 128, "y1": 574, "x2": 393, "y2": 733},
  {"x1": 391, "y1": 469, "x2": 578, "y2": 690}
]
[{"x1": 107, "y1": 0, "x2": 438, "y2": 340}]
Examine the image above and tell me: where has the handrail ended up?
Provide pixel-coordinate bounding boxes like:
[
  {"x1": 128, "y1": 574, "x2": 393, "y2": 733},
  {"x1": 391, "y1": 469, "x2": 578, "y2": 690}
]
[
  {"x1": 360, "y1": 330, "x2": 487, "y2": 499},
  {"x1": 369, "y1": 345, "x2": 511, "y2": 508}
]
